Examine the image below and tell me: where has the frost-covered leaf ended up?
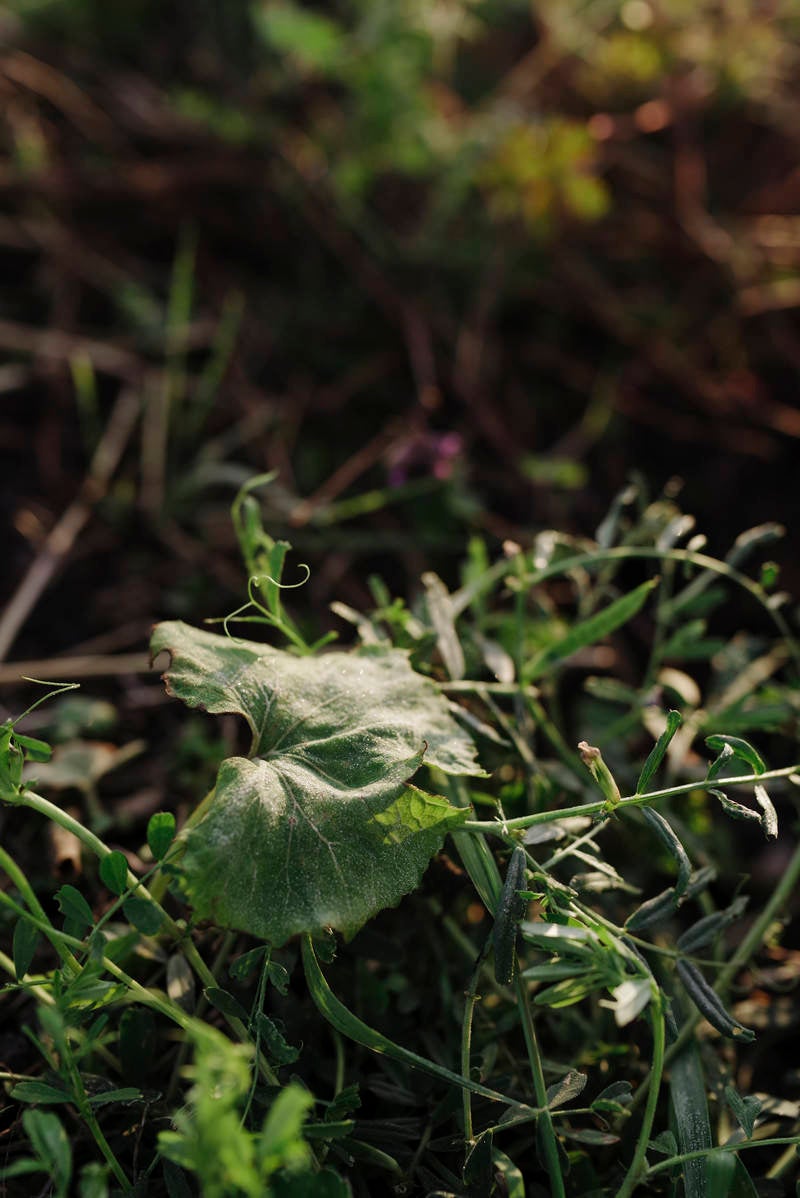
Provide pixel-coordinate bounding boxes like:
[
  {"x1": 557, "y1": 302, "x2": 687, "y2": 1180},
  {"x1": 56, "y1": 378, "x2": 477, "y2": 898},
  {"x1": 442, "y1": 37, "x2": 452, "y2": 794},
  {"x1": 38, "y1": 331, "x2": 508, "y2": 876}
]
[{"x1": 151, "y1": 622, "x2": 482, "y2": 944}]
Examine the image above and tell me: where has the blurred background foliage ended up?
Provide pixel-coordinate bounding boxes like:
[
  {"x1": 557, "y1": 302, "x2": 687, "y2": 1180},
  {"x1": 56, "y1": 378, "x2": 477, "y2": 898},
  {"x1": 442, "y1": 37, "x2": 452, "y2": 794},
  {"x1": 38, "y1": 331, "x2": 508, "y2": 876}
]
[{"x1": 1, "y1": 0, "x2": 799, "y2": 654}]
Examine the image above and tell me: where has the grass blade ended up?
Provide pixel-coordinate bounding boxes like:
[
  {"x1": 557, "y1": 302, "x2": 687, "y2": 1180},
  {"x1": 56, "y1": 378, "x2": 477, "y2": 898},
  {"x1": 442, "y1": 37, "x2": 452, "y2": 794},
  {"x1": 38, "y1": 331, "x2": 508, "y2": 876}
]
[{"x1": 525, "y1": 579, "x2": 658, "y2": 680}]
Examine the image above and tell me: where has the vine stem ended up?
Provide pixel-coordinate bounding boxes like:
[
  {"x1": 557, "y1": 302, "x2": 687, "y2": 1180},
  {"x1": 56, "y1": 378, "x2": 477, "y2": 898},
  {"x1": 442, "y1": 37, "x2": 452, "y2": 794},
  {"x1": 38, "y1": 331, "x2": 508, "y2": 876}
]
[
  {"x1": 460, "y1": 764, "x2": 800, "y2": 834},
  {"x1": 513, "y1": 971, "x2": 565, "y2": 1198},
  {"x1": 615, "y1": 988, "x2": 666, "y2": 1198},
  {"x1": 6, "y1": 789, "x2": 279, "y2": 1085},
  {"x1": 646, "y1": 1136, "x2": 800, "y2": 1178}
]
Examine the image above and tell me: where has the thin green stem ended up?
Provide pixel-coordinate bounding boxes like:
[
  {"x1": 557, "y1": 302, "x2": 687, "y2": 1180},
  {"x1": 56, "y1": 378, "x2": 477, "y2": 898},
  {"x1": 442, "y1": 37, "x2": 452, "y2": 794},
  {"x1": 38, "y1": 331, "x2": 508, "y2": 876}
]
[
  {"x1": 616, "y1": 989, "x2": 666, "y2": 1198},
  {"x1": 461, "y1": 938, "x2": 492, "y2": 1142},
  {"x1": 461, "y1": 764, "x2": 800, "y2": 834},
  {"x1": 513, "y1": 971, "x2": 565, "y2": 1198},
  {"x1": 632, "y1": 832, "x2": 800, "y2": 1115},
  {"x1": 646, "y1": 1136, "x2": 800, "y2": 1178}
]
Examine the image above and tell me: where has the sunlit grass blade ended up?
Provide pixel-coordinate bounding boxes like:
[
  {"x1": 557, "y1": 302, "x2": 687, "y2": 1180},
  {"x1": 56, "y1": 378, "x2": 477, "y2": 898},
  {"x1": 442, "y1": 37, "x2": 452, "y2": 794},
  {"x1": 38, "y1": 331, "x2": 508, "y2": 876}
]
[{"x1": 524, "y1": 578, "x2": 658, "y2": 681}]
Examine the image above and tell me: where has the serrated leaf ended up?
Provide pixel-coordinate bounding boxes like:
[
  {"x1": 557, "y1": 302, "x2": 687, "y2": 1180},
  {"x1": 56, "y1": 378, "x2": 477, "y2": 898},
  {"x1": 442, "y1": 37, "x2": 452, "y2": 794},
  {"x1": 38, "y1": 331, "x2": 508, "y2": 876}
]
[
  {"x1": 546, "y1": 1070, "x2": 587, "y2": 1110},
  {"x1": 147, "y1": 812, "x2": 176, "y2": 860},
  {"x1": 99, "y1": 851, "x2": 129, "y2": 897},
  {"x1": 151, "y1": 622, "x2": 480, "y2": 944},
  {"x1": 13, "y1": 919, "x2": 40, "y2": 981},
  {"x1": 525, "y1": 578, "x2": 657, "y2": 681}
]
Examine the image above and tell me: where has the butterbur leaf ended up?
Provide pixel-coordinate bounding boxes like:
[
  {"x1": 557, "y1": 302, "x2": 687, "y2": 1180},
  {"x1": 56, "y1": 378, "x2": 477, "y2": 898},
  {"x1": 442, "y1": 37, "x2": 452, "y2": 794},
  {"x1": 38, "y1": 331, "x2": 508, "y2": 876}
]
[
  {"x1": 151, "y1": 622, "x2": 480, "y2": 945},
  {"x1": 705, "y1": 735, "x2": 766, "y2": 776},
  {"x1": 99, "y1": 851, "x2": 128, "y2": 896}
]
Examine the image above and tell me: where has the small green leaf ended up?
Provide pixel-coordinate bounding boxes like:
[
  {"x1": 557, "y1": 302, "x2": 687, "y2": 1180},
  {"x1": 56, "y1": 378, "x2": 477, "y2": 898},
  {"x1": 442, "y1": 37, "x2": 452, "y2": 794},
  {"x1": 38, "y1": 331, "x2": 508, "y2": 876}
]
[
  {"x1": 636, "y1": 710, "x2": 682, "y2": 793},
  {"x1": 724, "y1": 1085, "x2": 761, "y2": 1137},
  {"x1": 55, "y1": 885, "x2": 94, "y2": 933},
  {"x1": 147, "y1": 812, "x2": 177, "y2": 860},
  {"x1": 11, "y1": 1080, "x2": 72, "y2": 1104},
  {"x1": 326, "y1": 1084, "x2": 360, "y2": 1122},
  {"x1": 649, "y1": 1130, "x2": 678, "y2": 1156},
  {"x1": 229, "y1": 946, "x2": 268, "y2": 981},
  {"x1": 13, "y1": 919, "x2": 40, "y2": 981},
  {"x1": 22, "y1": 1109, "x2": 72, "y2": 1198},
  {"x1": 705, "y1": 735, "x2": 766, "y2": 776},
  {"x1": 267, "y1": 961, "x2": 290, "y2": 995},
  {"x1": 204, "y1": 986, "x2": 249, "y2": 1023},
  {"x1": 546, "y1": 1070, "x2": 587, "y2": 1110},
  {"x1": 526, "y1": 578, "x2": 658, "y2": 680},
  {"x1": 78, "y1": 1161, "x2": 110, "y2": 1198},
  {"x1": 14, "y1": 733, "x2": 53, "y2": 762},
  {"x1": 256, "y1": 1013, "x2": 300, "y2": 1065},
  {"x1": 122, "y1": 897, "x2": 162, "y2": 936},
  {"x1": 87, "y1": 1087, "x2": 143, "y2": 1107},
  {"x1": 99, "y1": 851, "x2": 129, "y2": 896}
]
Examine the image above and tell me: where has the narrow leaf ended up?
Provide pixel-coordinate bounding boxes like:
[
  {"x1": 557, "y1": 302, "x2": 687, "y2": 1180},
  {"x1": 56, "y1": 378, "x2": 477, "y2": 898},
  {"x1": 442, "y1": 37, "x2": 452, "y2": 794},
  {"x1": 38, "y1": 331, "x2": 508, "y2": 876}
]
[
  {"x1": 677, "y1": 961, "x2": 755, "y2": 1041},
  {"x1": 14, "y1": 733, "x2": 53, "y2": 762},
  {"x1": 88, "y1": 1087, "x2": 143, "y2": 1107},
  {"x1": 99, "y1": 851, "x2": 129, "y2": 897},
  {"x1": 11, "y1": 1081, "x2": 72, "y2": 1104},
  {"x1": 676, "y1": 897, "x2": 749, "y2": 954},
  {"x1": 709, "y1": 788, "x2": 761, "y2": 825},
  {"x1": 636, "y1": 710, "x2": 682, "y2": 793},
  {"x1": 641, "y1": 807, "x2": 691, "y2": 898},
  {"x1": 705, "y1": 735, "x2": 766, "y2": 776},
  {"x1": 670, "y1": 1045, "x2": 711, "y2": 1198},
  {"x1": 526, "y1": 579, "x2": 657, "y2": 680},
  {"x1": 422, "y1": 572, "x2": 465, "y2": 681},
  {"x1": 754, "y1": 784, "x2": 778, "y2": 839}
]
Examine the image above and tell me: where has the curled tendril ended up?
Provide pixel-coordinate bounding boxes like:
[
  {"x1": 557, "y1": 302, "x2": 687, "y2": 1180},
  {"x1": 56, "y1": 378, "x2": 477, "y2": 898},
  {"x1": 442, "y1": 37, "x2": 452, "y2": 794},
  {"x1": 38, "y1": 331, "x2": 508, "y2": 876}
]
[{"x1": 219, "y1": 565, "x2": 312, "y2": 643}]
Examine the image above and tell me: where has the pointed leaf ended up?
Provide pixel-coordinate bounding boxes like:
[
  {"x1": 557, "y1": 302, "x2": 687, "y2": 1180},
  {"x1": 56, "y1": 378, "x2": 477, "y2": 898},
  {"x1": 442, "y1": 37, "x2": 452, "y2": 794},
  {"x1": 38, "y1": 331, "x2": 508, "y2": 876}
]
[
  {"x1": 705, "y1": 735, "x2": 766, "y2": 776},
  {"x1": 526, "y1": 579, "x2": 657, "y2": 680},
  {"x1": 151, "y1": 622, "x2": 479, "y2": 944},
  {"x1": 636, "y1": 710, "x2": 682, "y2": 794}
]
